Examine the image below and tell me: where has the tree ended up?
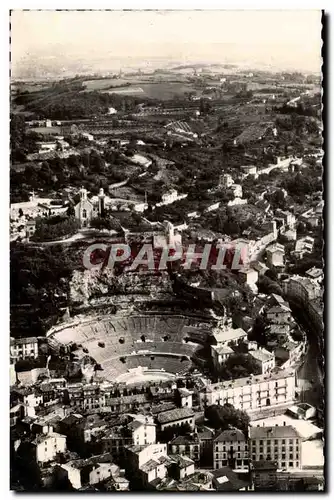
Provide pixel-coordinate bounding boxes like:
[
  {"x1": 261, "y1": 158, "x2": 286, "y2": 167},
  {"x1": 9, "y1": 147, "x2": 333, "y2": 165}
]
[
  {"x1": 218, "y1": 353, "x2": 261, "y2": 380},
  {"x1": 204, "y1": 403, "x2": 250, "y2": 437},
  {"x1": 90, "y1": 217, "x2": 119, "y2": 231}
]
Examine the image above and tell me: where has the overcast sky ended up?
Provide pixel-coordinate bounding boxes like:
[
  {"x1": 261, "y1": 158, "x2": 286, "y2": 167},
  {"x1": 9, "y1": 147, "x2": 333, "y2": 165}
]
[{"x1": 11, "y1": 10, "x2": 322, "y2": 72}]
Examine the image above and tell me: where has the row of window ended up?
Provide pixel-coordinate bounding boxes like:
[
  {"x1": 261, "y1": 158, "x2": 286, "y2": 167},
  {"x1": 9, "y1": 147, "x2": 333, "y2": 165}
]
[
  {"x1": 216, "y1": 445, "x2": 247, "y2": 451},
  {"x1": 252, "y1": 454, "x2": 299, "y2": 461},
  {"x1": 252, "y1": 439, "x2": 298, "y2": 446}
]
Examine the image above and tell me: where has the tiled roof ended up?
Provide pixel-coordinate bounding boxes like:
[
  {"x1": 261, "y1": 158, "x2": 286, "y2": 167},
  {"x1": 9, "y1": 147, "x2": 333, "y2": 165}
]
[
  {"x1": 157, "y1": 408, "x2": 194, "y2": 424},
  {"x1": 169, "y1": 434, "x2": 200, "y2": 445},
  {"x1": 205, "y1": 368, "x2": 295, "y2": 393},
  {"x1": 249, "y1": 425, "x2": 301, "y2": 439},
  {"x1": 214, "y1": 429, "x2": 246, "y2": 443},
  {"x1": 249, "y1": 349, "x2": 274, "y2": 363}
]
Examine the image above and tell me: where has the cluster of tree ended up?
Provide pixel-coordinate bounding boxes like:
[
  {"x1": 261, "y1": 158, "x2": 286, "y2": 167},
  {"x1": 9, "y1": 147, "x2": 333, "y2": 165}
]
[
  {"x1": 23, "y1": 88, "x2": 145, "y2": 120},
  {"x1": 10, "y1": 148, "x2": 131, "y2": 202},
  {"x1": 32, "y1": 215, "x2": 80, "y2": 242},
  {"x1": 249, "y1": 315, "x2": 271, "y2": 346},
  {"x1": 264, "y1": 189, "x2": 287, "y2": 210},
  {"x1": 281, "y1": 172, "x2": 322, "y2": 199},
  {"x1": 90, "y1": 216, "x2": 120, "y2": 231},
  {"x1": 274, "y1": 100, "x2": 320, "y2": 118},
  {"x1": 204, "y1": 403, "x2": 250, "y2": 437},
  {"x1": 10, "y1": 242, "x2": 82, "y2": 335},
  {"x1": 10, "y1": 114, "x2": 40, "y2": 162},
  {"x1": 217, "y1": 352, "x2": 261, "y2": 380},
  {"x1": 257, "y1": 275, "x2": 284, "y2": 297}
]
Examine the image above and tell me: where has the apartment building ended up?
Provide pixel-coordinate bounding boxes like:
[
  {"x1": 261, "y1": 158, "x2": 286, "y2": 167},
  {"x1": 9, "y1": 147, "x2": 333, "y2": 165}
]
[
  {"x1": 213, "y1": 429, "x2": 248, "y2": 471},
  {"x1": 249, "y1": 425, "x2": 302, "y2": 470},
  {"x1": 10, "y1": 337, "x2": 39, "y2": 363},
  {"x1": 249, "y1": 348, "x2": 276, "y2": 375},
  {"x1": 200, "y1": 369, "x2": 296, "y2": 411}
]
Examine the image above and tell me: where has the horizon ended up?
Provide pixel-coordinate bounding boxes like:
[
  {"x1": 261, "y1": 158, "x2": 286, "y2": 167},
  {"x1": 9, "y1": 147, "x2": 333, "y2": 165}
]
[{"x1": 11, "y1": 10, "x2": 322, "y2": 77}]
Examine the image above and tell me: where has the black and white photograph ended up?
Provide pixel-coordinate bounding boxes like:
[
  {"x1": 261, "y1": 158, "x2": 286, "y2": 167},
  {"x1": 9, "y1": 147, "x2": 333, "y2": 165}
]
[{"x1": 9, "y1": 9, "x2": 324, "y2": 492}]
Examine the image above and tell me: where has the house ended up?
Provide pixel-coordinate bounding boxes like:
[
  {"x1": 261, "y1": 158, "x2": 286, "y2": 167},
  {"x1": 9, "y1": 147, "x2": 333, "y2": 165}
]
[
  {"x1": 32, "y1": 432, "x2": 67, "y2": 464},
  {"x1": 56, "y1": 454, "x2": 120, "y2": 490},
  {"x1": 211, "y1": 345, "x2": 234, "y2": 371},
  {"x1": 177, "y1": 388, "x2": 193, "y2": 409},
  {"x1": 238, "y1": 267, "x2": 258, "y2": 287},
  {"x1": 108, "y1": 107, "x2": 118, "y2": 115},
  {"x1": 286, "y1": 403, "x2": 317, "y2": 421},
  {"x1": 266, "y1": 304, "x2": 292, "y2": 324},
  {"x1": 125, "y1": 443, "x2": 169, "y2": 486},
  {"x1": 25, "y1": 219, "x2": 36, "y2": 239},
  {"x1": 292, "y1": 236, "x2": 314, "y2": 259},
  {"x1": 10, "y1": 337, "x2": 39, "y2": 363},
  {"x1": 157, "y1": 408, "x2": 195, "y2": 431},
  {"x1": 228, "y1": 183, "x2": 243, "y2": 199},
  {"x1": 212, "y1": 327, "x2": 248, "y2": 348},
  {"x1": 251, "y1": 460, "x2": 278, "y2": 491},
  {"x1": 169, "y1": 434, "x2": 200, "y2": 463},
  {"x1": 213, "y1": 429, "x2": 248, "y2": 470},
  {"x1": 10, "y1": 404, "x2": 24, "y2": 426},
  {"x1": 168, "y1": 454, "x2": 195, "y2": 480},
  {"x1": 249, "y1": 425, "x2": 302, "y2": 470},
  {"x1": 211, "y1": 466, "x2": 249, "y2": 491},
  {"x1": 198, "y1": 428, "x2": 215, "y2": 466},
  {"x1": 240, "y1": 165, "x2": 257, "y2": 178},
  {"x1": 249, "y1": 348, "x2": 275, "y2": 374},
  {"x1": 266, "y1": 243, "x2": 285, "y2": 269},
  {"x1": 80, "y1": 131, "x2": 94, "y2": 141},
  {"x1": 305, "y1": 267, "x2": 323, "y2": 285},
  {"x1": 102, "y1": 414, "x2": 156, "y2": 456},
  {"x1": 220, "y1": 173, "x2": 234, "y2": 188}
]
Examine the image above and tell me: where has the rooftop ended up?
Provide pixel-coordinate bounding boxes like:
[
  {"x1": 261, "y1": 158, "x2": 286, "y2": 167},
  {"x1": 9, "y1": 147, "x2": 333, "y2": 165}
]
[
  {"x1": 10, "y1": 337, "x2": 38, "y2": 345},
  {"x1": 212, "y1": 466, "x2": 250, "y2": 491},
  {"x1": 214, "y1": 429, "x2": 246, "y2": 443},
  {"x1": 249, "y1": 425, "x2": 301, "y2": 440},
  {"x1": 205, "y1": 368, "x2": 295, "y2": 393},
  {"x1": 157, "y1": 407, "x2": 195, "y2": 424},
  {"x1": 249, "y1": 348, "x2": 274, "y2": 363},
  {"x1": 169, "y1": 434, "x2": 200, "y2": 446}
]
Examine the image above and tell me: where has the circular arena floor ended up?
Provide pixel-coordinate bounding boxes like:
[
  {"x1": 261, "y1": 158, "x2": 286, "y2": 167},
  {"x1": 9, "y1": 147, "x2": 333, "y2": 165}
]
[{"x1": 114, "y1": 367, "x2": 176, "y2": 385}]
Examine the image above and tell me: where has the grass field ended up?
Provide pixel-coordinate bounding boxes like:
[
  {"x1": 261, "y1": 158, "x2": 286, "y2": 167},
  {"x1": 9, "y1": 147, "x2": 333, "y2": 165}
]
[{"x1": 83, "y1": 78, "x2": 199, "y2": 100}]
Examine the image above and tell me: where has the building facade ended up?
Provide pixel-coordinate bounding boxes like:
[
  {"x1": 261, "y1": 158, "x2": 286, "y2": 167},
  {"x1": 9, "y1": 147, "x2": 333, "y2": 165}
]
[
  {"x1": 200, "y1": 369, "x2": 296, "y2": 411},
  {"x1": 213, "y1": 429, "x2": 248, "y2": 470},
  {"x1": 249, "y1": 425, "x2": 302, "y2": 470}
]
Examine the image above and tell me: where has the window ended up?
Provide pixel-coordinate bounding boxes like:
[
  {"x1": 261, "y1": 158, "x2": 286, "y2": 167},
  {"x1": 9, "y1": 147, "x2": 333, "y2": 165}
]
[
  {"x1": 289, "y1": 461, "x2": 293, "y2": 467},
  {"x1": 259, "y1": 454, "x2": 263, "y2": 460},
  {"x1": 281, "y1": 461, "x2": 286, "y2": 468},
  {"x1": 296, "y1": 462, "x2": 299, "y2": 468},
  {"x1": 289, "y1": 454, "x2": 293, "y2": 460},
  {"x1": 289, "y1": 439, "x2": 293, "y2": 445},
  {"x1": 259, "y1": 440, "x2": 263, "y2": 445},
  {"x1": 252, "y1": 455, "x2": 256, "y2": 461},
  {"x1": 82, "y1": 209, "x2": 87, "y2": 219},
  {"x1": 274, "y1": 439, "x2": 278, "y2": 445}
]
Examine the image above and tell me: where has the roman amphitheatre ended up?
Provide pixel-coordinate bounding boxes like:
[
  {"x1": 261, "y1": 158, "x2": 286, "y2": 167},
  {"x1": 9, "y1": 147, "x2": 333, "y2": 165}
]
[{"x1": 46, "y1": 270, "x2": 219, "y2": 385}]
